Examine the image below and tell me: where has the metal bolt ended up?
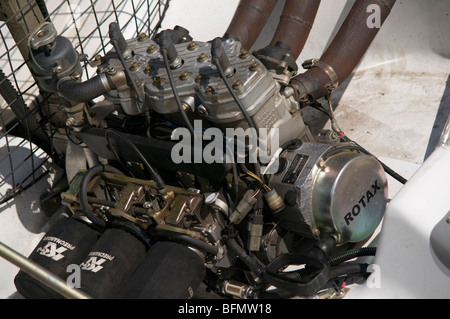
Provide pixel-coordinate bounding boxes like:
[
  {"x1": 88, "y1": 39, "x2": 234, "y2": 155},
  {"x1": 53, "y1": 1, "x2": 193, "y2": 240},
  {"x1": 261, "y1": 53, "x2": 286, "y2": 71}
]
[
  {"x1": 187, "y1": 41, "x2": 198, "y2": 50},
  {"x1": 197, "y1": 105, "x2": 208, "y2": 117},
  {"x1": 195, "y1": 74, "x2": 203, "y2": 83},
  {"x1": 153, "y1": 76, "x2": 164, "y2": 86},
  {"x1": 37, "y1": 29, "x2": 48, "y2": 38},
  {"x1": 197, "y1": 53, "x2": 207, "y2": 62},
  {"x1": 240, "y1": 49, "x2": 250, "y2": 59},
  {"x1": 232, "y1": 80, "x2": 243, "y2": 90},
  {"x1": 138, "y1": 33, "x2": 149, "y2": 42},
  {"x1": 446, "y1": 216, "x2": 450, "y2": 224},
  {"x1": 317, "y1": 159, "x2": 326, "y2": 168},
  {"x1": 312, "y1": 228, "x2": 320, "y2": 238},
  {"x1": 65, "y1": 116, "x2": 75, "y2": 128},
  {"x1": 180, "y1": 71, "x2": 190, "y2": 80},
  {"x1": 71, "y1": 73, "x2": 81, "y2": 81},
  {"x1": 147, "y1": 44, "x2": 157, "y2": 53},
  {"x1": 249, "y1": 62, "x2": 259, "y2": 71},
  {"x1": 143, "y1": 201, "x2": 152, "y2": 209},
  {"x1": 107, "y1": 68, "x2": 117, "y2": 76},
  {"x1": 52, "y1": 64, "x2": 62, "y2": 73},
  {"x1": 205, "y1": 86, "x2": 214, "y2": 95},
  {"x1": 144, "y1": 64, "x2": 152, "y2": 74},
  {"x1": 182, "y1": 102, "x2": 191, "y2": 112},
  {"x1": 129, "y1": 62, "x2": 140, "y2": 71}
]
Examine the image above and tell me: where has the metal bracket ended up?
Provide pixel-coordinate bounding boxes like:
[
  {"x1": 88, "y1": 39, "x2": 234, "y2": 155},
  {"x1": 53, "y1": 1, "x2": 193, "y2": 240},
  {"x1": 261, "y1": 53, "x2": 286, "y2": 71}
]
[{"x1": 302, "y1": 58, "x2": 340, "y2": 89}]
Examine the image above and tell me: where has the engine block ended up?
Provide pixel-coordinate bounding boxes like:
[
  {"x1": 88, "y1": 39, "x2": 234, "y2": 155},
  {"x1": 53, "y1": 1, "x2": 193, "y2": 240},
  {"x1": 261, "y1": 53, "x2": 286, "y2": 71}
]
[{"x1": 102, "y1": 34, "x2": 313, "y2": 147}]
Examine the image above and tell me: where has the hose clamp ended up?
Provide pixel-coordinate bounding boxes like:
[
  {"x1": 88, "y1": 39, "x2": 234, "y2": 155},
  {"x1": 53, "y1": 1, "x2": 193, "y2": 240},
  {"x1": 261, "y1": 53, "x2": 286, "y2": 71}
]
[{"x1": 302, "y1": 58, "x2": 340, "y2": 89}]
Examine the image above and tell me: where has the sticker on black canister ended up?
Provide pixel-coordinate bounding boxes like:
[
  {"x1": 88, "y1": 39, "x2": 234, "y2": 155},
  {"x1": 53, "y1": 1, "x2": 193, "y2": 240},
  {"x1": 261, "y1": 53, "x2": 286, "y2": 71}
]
[
  {"x1": 80, "y1": 251, "x2": 115, "y2": 273},
  {"x1": 36, "y1": 236, "x2": 76, "y2": 261}
]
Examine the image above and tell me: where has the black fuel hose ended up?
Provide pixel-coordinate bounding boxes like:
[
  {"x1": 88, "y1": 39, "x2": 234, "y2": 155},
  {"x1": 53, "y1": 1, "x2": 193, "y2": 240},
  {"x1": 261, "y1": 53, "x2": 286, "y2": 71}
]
[
  {"x1": 79, "y1": 164, "x2": 124, "y2": 228},
  {"x1": 57, "y1": 75, "x2": 110, "y2": 104},
  {"x1": 105, "y1": 128, "x2": 166, "y2": 190},
  {"x1": 328, "y1": 247, "x2": 377, "y2": 266},
  {"x1": 226, "y1": 238, "x2": 265, "y2": 279},
  {"x1": 155, "y1": 230, "x2": 219, "y2": 256}
]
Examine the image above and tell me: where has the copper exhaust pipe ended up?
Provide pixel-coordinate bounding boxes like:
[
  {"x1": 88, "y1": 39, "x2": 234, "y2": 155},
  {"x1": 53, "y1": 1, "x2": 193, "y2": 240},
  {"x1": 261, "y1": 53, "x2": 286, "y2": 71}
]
[
  {"x1": 225, "y1": 0, "x2": 278, "y2": 50},
  {"x1": 290, "y1": 0, "x2": 396, "y2": 105},
  {"x1": 270, "y1": 0, "x2": 321, "y2": 60}
]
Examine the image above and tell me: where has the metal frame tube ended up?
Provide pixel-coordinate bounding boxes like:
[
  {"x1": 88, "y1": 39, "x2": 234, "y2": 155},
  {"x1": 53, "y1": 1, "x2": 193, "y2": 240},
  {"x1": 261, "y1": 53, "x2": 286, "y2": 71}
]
[{"x1": 0, "y1": 241, "x2": 92, "y2": 299}]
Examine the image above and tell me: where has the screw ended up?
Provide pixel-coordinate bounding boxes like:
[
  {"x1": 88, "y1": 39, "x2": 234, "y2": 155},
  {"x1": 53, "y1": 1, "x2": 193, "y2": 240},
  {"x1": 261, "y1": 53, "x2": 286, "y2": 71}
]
[
  {"x1": 312, "y1": 228, "x2": 320, "y2": 238},
  {"x1": 205, "y1": 86, "x2": 214, "y2": 95},
  {"x1": 446, "y1": 216, "x2": 450, "y2": 224},
  {"x1": 147, "y1": 44, "x2": 157, "y2": 53},
  {"x1": 182, "y1": 102, "x2": 191, "y2": 112},
  {"x1": 180, "y1": 71, "x2": 190, "y2": 80},
  {"x1": 37, "y1": 29, "x2": 48, "y2": 38},
  {"x1": 65, "y1": 116, "x2": 75, "y2": 128},
  {"x1": 129, "y1": 62, "x2": 139, "y2": 71},
  {"x1": 195, "y1": 74, "x2": 203, "y2": 83},
  {"x1": 144, "y1": 65, "x2": 152, "y2": 74},
  {"x1": 187, "y1": 41, "x2": 198, "y2": 50},
  {"x1": 153, "y1": 76, "x2": 164, "y2": 86},
  {"x1": 138, "y1": 33, "x2": 149, "y2": 42},
  {"x1": 107, "y1": 68, "x2": 117, "y2": 76},
  {"x1": 240, "y1": 49, "x2": 250, "y2": 59},
  {"x1": 197, "y1": 105, "x2": 208, "y2": 117},
  {"x1": 143, "y1": 201, "x2": 152, "y2": 209},
  {"x1": 232, "y1": 80, "x2": 243, "y2": 90},
  {"x1": 197, "y1": 53, "x2": 207, "y2": 62},
  {"x1": 249, "y1": 62, "x2": 259, "y2": 71},
  {"x1": 71, "y1": 73, "x2": 81, "y2": 81}
]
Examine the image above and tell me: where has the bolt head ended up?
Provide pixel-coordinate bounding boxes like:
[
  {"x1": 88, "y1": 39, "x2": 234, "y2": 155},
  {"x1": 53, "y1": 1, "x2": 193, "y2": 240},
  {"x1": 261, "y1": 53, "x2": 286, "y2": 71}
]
[
  {"x1": 138, "y1": 33, "x2": 149, "y2": 41},
  {"x1": 232, "y1": 80, "x2": 243, "y2": 90},
  {"x1": 187, "y1": 41, "x2": 198, "y2": 50},
  {"x1": 197, "y1": 53, "x2": 207, "y2": 62},
  {"x1": 147, "y1": 44, "x2": 157, "y2": 53}
]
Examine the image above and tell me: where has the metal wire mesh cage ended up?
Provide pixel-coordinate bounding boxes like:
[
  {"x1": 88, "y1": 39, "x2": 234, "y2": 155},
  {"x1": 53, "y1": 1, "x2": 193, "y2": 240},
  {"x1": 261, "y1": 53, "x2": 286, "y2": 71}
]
[{"x1": 0, "y1": 0, "x2": 169, "y2": 204}]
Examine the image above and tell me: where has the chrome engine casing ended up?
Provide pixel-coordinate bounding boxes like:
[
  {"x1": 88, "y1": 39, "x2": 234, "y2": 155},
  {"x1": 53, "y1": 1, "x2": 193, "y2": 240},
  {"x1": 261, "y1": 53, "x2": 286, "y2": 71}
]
[{"x1": 268, "y1": 142, "x2": 388, "y2": 244}]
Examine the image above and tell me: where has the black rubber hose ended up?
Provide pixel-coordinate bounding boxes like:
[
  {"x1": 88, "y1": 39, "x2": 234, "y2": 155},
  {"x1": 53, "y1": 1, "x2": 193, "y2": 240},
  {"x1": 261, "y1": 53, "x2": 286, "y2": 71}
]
[
  {"x1": 328, "y1": 263, "x2": 370, "y2": 281},
  {"x1": 160, "y1": 38, "x2": 195, "y2": 136},
  {"x1": 155, "y1": 230, "x2": 219, "y2": 255},
  {"x1": 79, "y1": 164, "x2": 124, "y2": 228},
  {"x1": 342, "y1": 136, "x2": 408, "y2": 185},
  {"x1": 212, "y1": 40, "x2": 263, "y2": 180},
  {"x1": 329, "y1": 247, "x2": 377, "y2": 266},
  {"x1": 109, "y1": 22, "x2": 129, "y2": 56},
  {"x1": 212, "y1": 49, "x2": 256, "y2": 131},
  {"x1": 105, "y1": 128, "x2": 166, "y2": 190},
  {"x1": 226, "y1": 238, "x2": 265, "y2": 279},
  {"x1": 57, "y1": 75, "x2": 110, "y2": 104}
]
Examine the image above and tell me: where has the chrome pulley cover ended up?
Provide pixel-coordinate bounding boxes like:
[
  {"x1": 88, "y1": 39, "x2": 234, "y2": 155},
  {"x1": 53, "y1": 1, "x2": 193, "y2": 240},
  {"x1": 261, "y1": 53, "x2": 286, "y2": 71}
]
[{"x1": 269, "y1": 142, "x2": 388, "y2": 244}]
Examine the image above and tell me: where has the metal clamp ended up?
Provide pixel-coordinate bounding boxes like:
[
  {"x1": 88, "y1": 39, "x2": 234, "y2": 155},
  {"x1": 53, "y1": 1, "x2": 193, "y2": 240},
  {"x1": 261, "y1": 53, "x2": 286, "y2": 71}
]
[{"x1": 302, "y1": 58, "x2": 340, "y2": 89}]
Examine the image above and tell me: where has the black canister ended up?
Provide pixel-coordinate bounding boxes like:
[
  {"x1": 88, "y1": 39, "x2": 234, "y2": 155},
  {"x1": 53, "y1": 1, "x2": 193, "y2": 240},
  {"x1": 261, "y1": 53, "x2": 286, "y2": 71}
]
[
  {"x1": 78, "y1": 227, "x2": 147, "y2": 299},
  {"x1": 14, "y1": 217, "x2": 99, "y2": 299},
  {"x1": 119, "y1": 241, "x2": 205, "y2": 299}
]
